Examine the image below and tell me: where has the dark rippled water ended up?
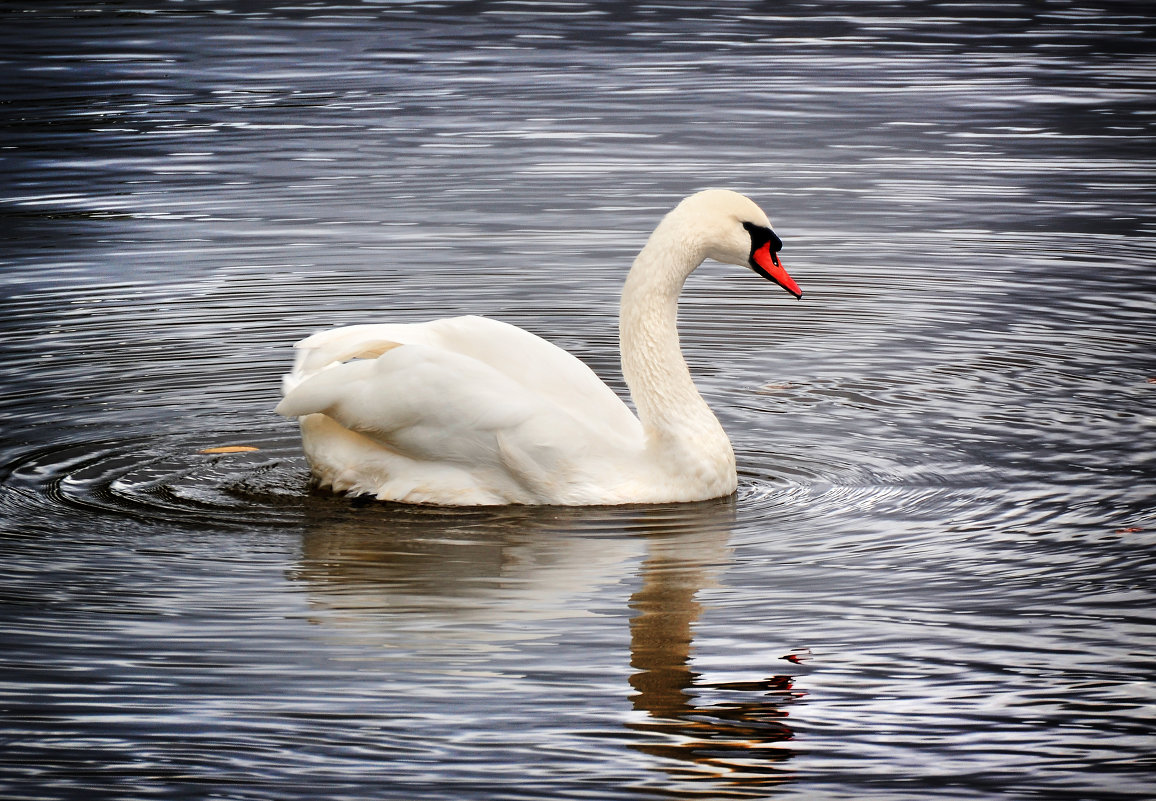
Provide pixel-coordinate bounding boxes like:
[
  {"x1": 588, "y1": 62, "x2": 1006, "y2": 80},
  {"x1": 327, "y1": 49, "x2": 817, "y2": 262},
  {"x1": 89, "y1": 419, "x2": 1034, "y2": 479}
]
[{"x1": 2, "y1": 2, "x2": 1154, "y2": 799}]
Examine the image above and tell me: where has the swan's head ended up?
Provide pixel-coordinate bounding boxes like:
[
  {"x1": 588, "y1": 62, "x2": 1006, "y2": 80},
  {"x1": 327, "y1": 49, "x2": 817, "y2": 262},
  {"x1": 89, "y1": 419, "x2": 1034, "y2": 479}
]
[{"x1": 675, "y1": 189, "x2": 802, "y2": 299}]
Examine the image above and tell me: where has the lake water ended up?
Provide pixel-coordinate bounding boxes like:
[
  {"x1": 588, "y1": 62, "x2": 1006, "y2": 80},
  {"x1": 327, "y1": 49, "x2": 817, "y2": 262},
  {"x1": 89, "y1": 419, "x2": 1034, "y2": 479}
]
[{"x1": 1, "y1": 1, "x2": 1154, "y2": 799}]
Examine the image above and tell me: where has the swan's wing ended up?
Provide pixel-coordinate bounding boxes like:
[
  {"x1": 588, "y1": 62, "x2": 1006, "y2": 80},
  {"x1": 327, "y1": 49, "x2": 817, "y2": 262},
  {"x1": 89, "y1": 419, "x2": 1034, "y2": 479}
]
[
  {"x1": 285, "y1": 315, "x2": 642, "y2": 443},
  {"x1": 276, "y1": 342, "x2": 622, "y2": 499}
]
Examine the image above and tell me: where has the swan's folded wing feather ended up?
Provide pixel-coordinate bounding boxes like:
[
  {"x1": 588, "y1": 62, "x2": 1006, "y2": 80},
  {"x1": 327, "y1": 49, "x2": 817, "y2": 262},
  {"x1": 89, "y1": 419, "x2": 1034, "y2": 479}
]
[
  {"x1": 277, "y1": 343, "x2": 598, "y2": 487},
  {"x1": 285, "y1": 324, "x2": 433, "y2": 392},
  {"x1": 286, "y1": 315, "x2": 643, "y2": 445},
  {"x1": 411, "y1": 316, "x2": 642, "y2": 443}
]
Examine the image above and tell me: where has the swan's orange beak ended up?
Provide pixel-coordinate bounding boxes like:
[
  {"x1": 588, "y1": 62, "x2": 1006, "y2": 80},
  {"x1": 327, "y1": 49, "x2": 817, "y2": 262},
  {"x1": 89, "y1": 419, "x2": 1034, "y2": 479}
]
[{"x1": 752, "y1": 242, "x2": 802, "y2": 299}]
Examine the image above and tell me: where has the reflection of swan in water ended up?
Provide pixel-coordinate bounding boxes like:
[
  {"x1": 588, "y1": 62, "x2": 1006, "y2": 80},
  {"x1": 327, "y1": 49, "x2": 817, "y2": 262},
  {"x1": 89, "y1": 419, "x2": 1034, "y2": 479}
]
[
  {"x1": 292, "y1": 496, "x2": 645, "y2": 646},
  {"x1": 291, "y1": 494, "x2": 802, "y2": 790},
  {"x1": 628, "y1": 524, "x2": 800, "y2": 790}
]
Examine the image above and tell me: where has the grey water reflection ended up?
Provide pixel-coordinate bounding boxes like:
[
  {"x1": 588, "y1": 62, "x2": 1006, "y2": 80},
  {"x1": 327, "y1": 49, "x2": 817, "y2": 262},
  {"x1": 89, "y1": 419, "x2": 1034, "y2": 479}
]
[{"x1": 293, "y1": 496, "x2": 799, "y2": 795}]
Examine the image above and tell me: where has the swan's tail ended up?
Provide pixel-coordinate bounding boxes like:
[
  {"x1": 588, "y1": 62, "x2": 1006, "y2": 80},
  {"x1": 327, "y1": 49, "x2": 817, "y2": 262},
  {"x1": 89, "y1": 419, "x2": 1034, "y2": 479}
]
[{"x1": 280, "y1": 325, "x2": 414, "y2": 400}]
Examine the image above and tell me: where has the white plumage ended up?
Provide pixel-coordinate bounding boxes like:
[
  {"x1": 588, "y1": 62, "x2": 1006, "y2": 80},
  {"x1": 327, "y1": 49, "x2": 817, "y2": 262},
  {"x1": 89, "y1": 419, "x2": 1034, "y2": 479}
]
[{"x1": 276, "y1": 189, "x2": 802, "y2": 505}]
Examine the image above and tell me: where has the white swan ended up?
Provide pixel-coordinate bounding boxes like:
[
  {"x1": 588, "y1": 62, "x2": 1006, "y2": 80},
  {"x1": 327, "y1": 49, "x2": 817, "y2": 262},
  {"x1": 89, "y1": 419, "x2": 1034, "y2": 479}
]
[{"x1": 276, "y1": 189, "x2": 802, "y2": 506}]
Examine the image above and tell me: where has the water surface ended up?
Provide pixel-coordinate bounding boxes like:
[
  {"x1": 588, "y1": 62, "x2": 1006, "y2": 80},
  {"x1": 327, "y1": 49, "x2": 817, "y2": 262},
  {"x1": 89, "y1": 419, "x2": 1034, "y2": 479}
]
[{"x1": 1, "y1": 2, "x2": 1154, "y2": 799}]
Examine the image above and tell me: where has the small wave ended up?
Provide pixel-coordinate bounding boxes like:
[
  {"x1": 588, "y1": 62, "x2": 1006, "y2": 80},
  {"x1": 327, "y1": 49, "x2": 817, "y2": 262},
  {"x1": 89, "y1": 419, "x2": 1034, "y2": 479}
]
[{"x1": 0, "y1": 433, "x2": 309, "y2": 530}]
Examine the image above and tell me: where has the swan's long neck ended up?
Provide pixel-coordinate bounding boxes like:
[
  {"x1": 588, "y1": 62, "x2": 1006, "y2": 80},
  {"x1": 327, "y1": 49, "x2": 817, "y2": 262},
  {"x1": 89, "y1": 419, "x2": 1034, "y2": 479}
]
[{"x1": 619, "y1": 219, "x2": 733, "y2": 465}]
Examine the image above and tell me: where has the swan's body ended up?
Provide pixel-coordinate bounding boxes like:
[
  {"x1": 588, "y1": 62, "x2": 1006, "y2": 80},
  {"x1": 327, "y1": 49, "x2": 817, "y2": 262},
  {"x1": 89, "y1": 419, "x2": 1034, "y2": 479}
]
[{"x1": 276, "y1": 190, "x2": 801, "y2": 506}]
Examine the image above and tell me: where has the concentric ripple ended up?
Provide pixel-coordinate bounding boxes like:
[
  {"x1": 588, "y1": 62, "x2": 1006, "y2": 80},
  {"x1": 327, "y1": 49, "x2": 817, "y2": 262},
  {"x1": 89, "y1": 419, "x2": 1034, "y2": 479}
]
[{"x1": 1, "y1": 433, "x2": 310, "y2": 530}]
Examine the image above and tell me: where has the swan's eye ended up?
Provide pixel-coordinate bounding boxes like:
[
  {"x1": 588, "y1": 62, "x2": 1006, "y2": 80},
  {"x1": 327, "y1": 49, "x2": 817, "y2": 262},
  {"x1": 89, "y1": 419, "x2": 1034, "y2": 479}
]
[{"x1": 742, "y1": 221, "x2": 782, "y2": 253}]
